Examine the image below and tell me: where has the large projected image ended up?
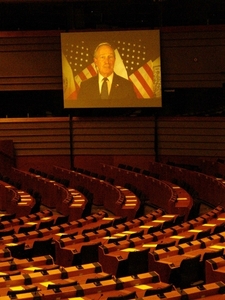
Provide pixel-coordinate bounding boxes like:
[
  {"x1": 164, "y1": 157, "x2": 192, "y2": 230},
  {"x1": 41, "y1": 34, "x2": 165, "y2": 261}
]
[{"x1": 61, "y1": 30, "x2": 162, "y2": 109}]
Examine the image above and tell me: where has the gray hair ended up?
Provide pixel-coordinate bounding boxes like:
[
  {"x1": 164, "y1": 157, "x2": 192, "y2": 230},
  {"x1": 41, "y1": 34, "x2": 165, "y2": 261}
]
[{"x1": 93, "y1": 42, "x2": 115, "y2": 58}]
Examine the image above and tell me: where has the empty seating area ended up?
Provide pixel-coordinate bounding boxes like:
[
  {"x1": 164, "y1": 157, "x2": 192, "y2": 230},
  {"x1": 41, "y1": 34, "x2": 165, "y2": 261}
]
[
  {"x1": 0, "y1": 0, "x2": 224, "y2": 295},
  {"x1": 0, "y1": 159, "x2": 225, "y2": 299},
  {"x1": 0, "y1": 253, "x2": 224, "y2": 300},
  {"x1": 53, "y1": 165, "x2": 141, "y2": 221},
  {"x1": 99, "y1": 163, "x2": 193, "y2": 220},
  {"x1": 0, "y1": 178, "x2": 35, "y2": 218},
  {"x1": 148, "y1": 161, "x2": 225, "y2": 210}
]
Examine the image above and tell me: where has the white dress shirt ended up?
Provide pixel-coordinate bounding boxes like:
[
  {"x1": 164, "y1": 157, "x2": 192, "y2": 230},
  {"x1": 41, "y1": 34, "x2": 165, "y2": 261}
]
[{"x1": 98, "y1": 73, "x2": 114, "y2": 95}]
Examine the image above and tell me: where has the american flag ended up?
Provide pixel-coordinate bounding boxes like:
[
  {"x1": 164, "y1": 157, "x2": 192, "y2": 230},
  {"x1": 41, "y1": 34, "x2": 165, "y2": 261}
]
[
  {"x1": 63, "y1": 40, "x2": 95, "y2": 100},
  {"x1": 63, "y1": 39, "x2": 157, "y2": 100},
  {"x1": 113, "y1": 39, "x2": 154, "y2": 98},
  {"x1": 129, "y1": 60, "x2": 154, "y2": 98}
]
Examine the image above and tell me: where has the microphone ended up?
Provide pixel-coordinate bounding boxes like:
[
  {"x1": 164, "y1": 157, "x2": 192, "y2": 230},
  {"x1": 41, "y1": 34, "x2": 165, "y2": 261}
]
[{"x1": 97, "y1": 293, "x2": 103, "y2": 300}]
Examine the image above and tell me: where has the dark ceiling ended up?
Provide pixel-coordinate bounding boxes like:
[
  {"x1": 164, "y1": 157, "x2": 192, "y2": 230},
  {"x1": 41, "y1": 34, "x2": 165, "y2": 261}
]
[
  {"x1": 0, "y1": 0, "x2": 225, "y2": 118},
  {"x1": 0, "y1": 0, "x2": 224, "y2": 31}
]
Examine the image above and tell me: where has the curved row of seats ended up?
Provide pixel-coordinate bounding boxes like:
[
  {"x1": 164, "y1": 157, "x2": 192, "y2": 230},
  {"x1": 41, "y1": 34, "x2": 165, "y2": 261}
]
[
  {"x1": 8, "y1": 167, "x2": 140, "y2": 222},
  {"x1": 0, "y1": 261, "x2": 224, "y2": 299},
  {"x1": 1, "y1": 163, "x2": 221, "y2": 274},
  {"x1": 5, "y1": 163, "x2": 192, "y2": 224},
  {"x1": 0, "y1": 252, "x2": 224, "y2": 300},
  {"x1": 4, "y1": 168, "x2": 91, "y2": 221},
  {"x1": 0, "y1": 180, "x2": 35, "y2": 217},
  {"x1": 0, "y1": 210, "x2": 110, "y2": 259},
  {"x1": 53, "y1": 165, "x2": 179, "y2": 221},
  {"x1": 148, "y1": 161, "x2": 225, "y2": 210},
  {"x1": 0, "y1": 160, "x2": 224, "y2": 300},
  {"x1": 103, "y1": 164, "x2": 191, "y2": 214},
  {"x1": 0, "y1": 204, "x2": 221, "y2": 290},
  {"x1": 54, "y1": 205, "x2": 225, "y2": 272},
  {"x1": 52, "y1": 166, "x2": 141, "y2": 221}
]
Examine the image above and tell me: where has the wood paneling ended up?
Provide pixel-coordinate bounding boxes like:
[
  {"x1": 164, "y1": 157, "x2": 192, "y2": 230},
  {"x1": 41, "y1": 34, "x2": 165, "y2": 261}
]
[
  {"x1": 160, "y1": 26, "x2": 225, "y2": 88},
  {"x1": 0, "y1": 116, "x2": 225, "y2": 168},
  {"x1": 72, "y1": 117, "x2": 155, "y2": 156},
  {"x1": 157, "y1": 117, "x2": 225, "y2": 157},
  {"x1": 0, "y1": 26, "x2": 224, "y2": 91},
  {"x1": 0, "y1": 31, "x2": 62, "y2": 91},
  {"x1": 0, "y1": 117, "x2": 70, "y2": 156}
]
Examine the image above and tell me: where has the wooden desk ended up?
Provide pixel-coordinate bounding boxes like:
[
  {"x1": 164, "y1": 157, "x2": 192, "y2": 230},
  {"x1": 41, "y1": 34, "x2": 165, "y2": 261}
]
[
  {"x1": 180, "y1": 281, "x2": 225, "y2": 300},
  {"x1": 0, "y1": 181, "x2": 35, "y2": 217},
  {"x1": 205, "y1": 256, "x2": 225, "y2": 284},
  {"x1": 78, "y1": 281, "x2": 172, "y2": 300},
  {"x1": 98, "y1": 244, "x2": 150, "y2": 276},
  {"x1": 0, "y1": 263, "x2": 105, "y2": 289},
  {"x1": 148, "y1": 242, "x2": 225, "y2": 283}
]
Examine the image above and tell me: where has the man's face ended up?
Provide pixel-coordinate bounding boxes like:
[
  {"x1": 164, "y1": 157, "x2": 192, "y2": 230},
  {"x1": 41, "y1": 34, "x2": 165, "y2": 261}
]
[{"x1": 94, "y1": 45, "x2": 115, "y2": 77}]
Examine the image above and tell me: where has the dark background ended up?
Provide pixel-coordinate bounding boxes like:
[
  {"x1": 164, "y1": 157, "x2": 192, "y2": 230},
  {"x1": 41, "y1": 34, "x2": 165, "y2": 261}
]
[{"x1": 0, "y1": 0, "x2": 225, "y2": 118}]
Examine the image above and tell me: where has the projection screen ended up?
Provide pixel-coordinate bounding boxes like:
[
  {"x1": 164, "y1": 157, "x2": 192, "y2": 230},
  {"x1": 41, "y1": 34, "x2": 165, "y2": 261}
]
[{"x1": 61, "y1": 29, "x2": 161, "y2": 109}]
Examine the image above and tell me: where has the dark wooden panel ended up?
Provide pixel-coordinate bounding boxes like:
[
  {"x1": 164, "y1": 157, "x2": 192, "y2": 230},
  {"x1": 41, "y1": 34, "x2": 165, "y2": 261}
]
[
  {"x1": 0, "y1": 116, "x2": 224, "y2": 158},
  {"x1": 72, "y1": 135, "x2": 154, "y2": 142},
  {"x1": 0, "y1": 32, "x2": 62, "y2": 91},
  {"x1": 0, "y1": 26, "x2": 224, "y2": 91},
  {"x1": 72, "y1": 117, "x2": 155, "y2": 155},
  {"x1": 0, "y1": 117, "x2": 156, "y2": 156},
  {"x1": 157, "y1": 117, "x2": 225, "y2": 157},
  {"x1": 161, "y1": 28, "x2": 225, "y2": 88},
  {"x1": 0, "y1": 117, "x2": 71, "y2": 156}
]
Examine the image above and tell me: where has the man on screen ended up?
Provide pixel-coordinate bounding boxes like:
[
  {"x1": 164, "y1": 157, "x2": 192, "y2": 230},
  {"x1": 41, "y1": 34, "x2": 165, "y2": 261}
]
[{"x1": 77, "y1": 42, "x2": 137, "y2": 103}]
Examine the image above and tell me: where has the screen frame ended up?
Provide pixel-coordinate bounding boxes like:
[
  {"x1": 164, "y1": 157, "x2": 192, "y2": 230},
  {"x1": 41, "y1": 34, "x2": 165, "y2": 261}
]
[{"x1": 61, "y1": 29, "x2": 162, "y2": 109}]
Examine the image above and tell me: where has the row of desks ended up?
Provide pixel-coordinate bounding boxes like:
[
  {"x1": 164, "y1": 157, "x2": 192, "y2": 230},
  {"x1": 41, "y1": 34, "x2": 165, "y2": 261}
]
[
  {"x1": 148, "y1": 161, "x2": 225, "y2": 210},
  {"x1": 0, "y1": 270, "x2": 169, "y2": 300},
  {"x1": 0, "y1": 277, "x2": 223, "y2": 300},
  {"x1": 11, "y1": 167, "x2": 140, "y2": 222},
  {"x1": 8, "y1": 168, "x2": 94, "y2": 222},
  {"x1": 53, "y1": 166, "x2": 140, "y2": 221},
  {"x1": 0, "y1": 181, "x2": 35, "y2": 218},
  {"x1": 100, "y1": 163, "x2": 192, "y2": 220}
]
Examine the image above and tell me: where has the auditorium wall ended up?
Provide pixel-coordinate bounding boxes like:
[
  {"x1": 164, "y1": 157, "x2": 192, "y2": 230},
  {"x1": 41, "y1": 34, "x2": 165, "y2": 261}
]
[
  {"x1": 0, "y1": 25, "x2": 225, "y2": 173},
  {"x1": 0, "y1": 25, "x2": 224, "y2": 91},
  {"x1": 0, "y1": 116, "x2": 225, "y2": 174}
]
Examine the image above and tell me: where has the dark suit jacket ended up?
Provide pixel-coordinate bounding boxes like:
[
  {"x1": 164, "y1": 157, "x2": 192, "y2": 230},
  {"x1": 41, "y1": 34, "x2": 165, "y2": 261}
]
[{"x1": 77, "y1": 73, "x2": 137, "y2": 105}]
